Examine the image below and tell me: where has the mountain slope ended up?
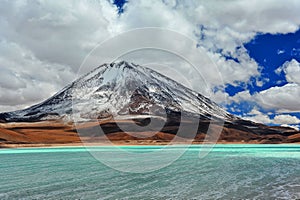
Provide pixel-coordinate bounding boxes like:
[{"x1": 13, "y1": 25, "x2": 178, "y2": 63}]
[
  {"x1": 0, "y1": 61, "x2": 234, "y2": 122},
  {"x1": 0, "y1": 61, "x2": 299, "y2": 145}
]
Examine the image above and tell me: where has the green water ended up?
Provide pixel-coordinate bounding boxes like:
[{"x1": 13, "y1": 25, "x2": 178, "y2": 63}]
[{"x1": 0, "y1": 144, "x2": 300, "y2": 199}]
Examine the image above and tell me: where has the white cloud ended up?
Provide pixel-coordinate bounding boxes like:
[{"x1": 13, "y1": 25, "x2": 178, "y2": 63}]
[
  {"x1": 273, "y1": 115, "x2": 300, "y2": 124},
  {"x1": 210, "y1": 90, "x2": 229, "y2": 105},
  {"x1": 277, "y1": 49, "x2": 285, "y2": 55},
  {"x1": 243, "y1": 108, "x2": 272, "y2": 124},
  {"x1": 282, "y1": 59, "x2": 300, "y2": 84},
  {"x1": 181, "y1": 0, "x2": 300, "y2": 34},
  {"x1": 253, "y1": 60, "x2": 300, "y2": 113},
  {"x1": 254, "y1": 83, "x2": 300, "y2": 112},
  {"x1": 0, "y1": 40, "x2": 75, "y2": 111},
  {"x1": 207, "y1": 48, "x2": 259, "y2": 86},
  {"x1": 229, "y1": 90, "x2": 252, "y2": 103},
  {"x1": 0, "y1": 0, "x2": 118, "y2": 69},
  {"x1": 243, "y1": 108, "x2": 300, "y2": 129},
  {"x1": 229, "y1": 83, "x2": 300, "y2": 113},
  {"x1": 226, "y1": 83, "x2": 300, "y2": 126},
  {"x1": 118, "y1": 1, "x2": 195, "y2": 37},
  {"x1": 229, "y1": 58, "x2": 300, "y2": 113},
  {"x1": 1, "y1": 0, "x2": 300, "y2": 115}
]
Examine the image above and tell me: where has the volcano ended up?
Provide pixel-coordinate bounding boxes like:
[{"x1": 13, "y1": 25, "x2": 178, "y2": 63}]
[{"x1": 0, "y1": 61, "x2": 299, "y2": 146}]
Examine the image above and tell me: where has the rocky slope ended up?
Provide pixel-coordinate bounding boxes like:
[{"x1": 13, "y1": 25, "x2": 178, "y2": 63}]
[{"x1": 0, "y1": 61, "x2": 299, "y2": 145}]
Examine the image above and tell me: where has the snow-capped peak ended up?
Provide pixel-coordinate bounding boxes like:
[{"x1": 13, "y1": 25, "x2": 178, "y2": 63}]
[{"x1": 0, "y1": 61, "x2": 234, "y2": 122}]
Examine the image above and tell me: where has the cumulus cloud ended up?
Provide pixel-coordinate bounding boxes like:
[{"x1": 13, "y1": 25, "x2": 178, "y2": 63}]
[
  {"x1": 250, "y1": 60, "x2": 300, "y2": 113},
  {"x1": 254, "y1": 83, "x2": 300, "y2": 112},
  {"x1": 229, "y1": 59, "x2": 300, "y2": 113},
  {"x1": 183, "y1": 0, "x2": 300, "y2": 34},
  {"x1": 273, "y1": 115, "x2": 300, "y2": 124},
  {"x1": 0, "y1": 0, "x2": 118, "y2": 68},
  {"x1": 243, "y1": 108, "x2": 272, "y2": 124},
  {"x1": 118, "y1": 0, "x2": 195, "y2": 37},
  {"x1": 243, "y1": 108, "x2": 300, "y2": 129},
  {"x1": 276, "y1": 59, "x2": 300, "y2": 84},
  {"x1": 228, "y1": 83, "x2": 300, "y2": 113},
  {"x1": 229, "y1": 90, "x2": 252, "y2": 103},
  {"x1": 0, "y1": 40, "x2": 75, "y2": 111}
]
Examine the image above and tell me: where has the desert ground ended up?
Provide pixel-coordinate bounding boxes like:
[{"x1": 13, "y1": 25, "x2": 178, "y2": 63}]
[{"x1": 1, "y1": 119, "x2": 299, "y2": 148}]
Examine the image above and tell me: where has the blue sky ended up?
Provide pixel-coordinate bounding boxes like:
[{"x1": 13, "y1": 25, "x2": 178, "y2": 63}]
[
  {"x1": 244, "y1": 29, "x2": 300, "y2": 94},
  {"x1": 225, "y1": 29, "x2": 300, "y2": 125},
  {"x1": 0, "y1": 0, "x2": 299, "y2": 129}
]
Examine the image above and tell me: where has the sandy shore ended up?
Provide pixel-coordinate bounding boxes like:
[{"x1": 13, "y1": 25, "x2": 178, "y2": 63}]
[{"x1": 2, "y1": 140, "x2": 299, "y2": 149}]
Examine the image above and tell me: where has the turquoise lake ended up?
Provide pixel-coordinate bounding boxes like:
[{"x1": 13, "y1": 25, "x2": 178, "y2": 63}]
[{"x1": 0, "y1": 144, "x2": 300, "y2": 199}]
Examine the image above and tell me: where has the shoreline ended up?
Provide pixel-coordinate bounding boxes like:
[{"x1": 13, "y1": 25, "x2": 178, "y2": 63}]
[{"x1": 1, "y1": 141, "x2": 300, "y2": 149}]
